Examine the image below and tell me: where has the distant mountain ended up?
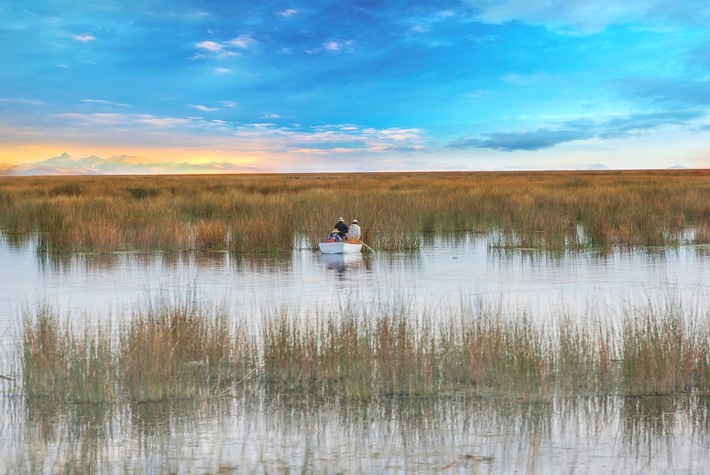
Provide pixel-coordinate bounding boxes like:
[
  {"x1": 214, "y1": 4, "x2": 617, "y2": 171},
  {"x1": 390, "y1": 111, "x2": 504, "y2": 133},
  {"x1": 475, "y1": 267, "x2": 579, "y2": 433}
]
[
  {"x1": 1, "y1": 153, "x2": 262, "y2": 176},
  {"x1": 668, "y1": 164, "x2": 688, "y2": 169},
  {"x1": 586, "y1": 164, "x2": 610, "y2": 170}
]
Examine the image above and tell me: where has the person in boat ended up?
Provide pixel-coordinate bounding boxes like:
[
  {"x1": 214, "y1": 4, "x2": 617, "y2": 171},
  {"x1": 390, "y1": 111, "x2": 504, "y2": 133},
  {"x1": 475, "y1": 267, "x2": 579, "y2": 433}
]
[
  {"x1": 334, "y1": 216, "x2": 348, "y2": 240},
  {"x1": 326, "y1": 228, "x2": 342, "y2": 242},
  {"x1": 348, "y1": 219, "x2": 361, "y2": 241}
]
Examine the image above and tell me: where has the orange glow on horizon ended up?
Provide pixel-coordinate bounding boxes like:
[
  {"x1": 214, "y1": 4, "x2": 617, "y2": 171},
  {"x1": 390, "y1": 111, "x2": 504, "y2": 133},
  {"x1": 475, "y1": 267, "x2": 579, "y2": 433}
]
[{"x1": 0, "y1": 144, "x2": 267, "y2": 168}]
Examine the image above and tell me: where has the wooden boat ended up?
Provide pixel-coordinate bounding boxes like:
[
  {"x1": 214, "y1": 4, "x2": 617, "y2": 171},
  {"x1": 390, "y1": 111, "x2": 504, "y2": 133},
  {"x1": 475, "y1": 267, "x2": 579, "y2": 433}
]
[{"x1": 318, "y1": 241, "x2": 363, "y2": 254}]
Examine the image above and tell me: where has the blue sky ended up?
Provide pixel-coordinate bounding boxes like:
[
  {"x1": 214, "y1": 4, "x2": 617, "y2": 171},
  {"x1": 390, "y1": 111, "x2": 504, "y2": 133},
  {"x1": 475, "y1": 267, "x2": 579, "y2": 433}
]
[{"x1": 2, "y1": 0, "x2": 710, "y2": 172}]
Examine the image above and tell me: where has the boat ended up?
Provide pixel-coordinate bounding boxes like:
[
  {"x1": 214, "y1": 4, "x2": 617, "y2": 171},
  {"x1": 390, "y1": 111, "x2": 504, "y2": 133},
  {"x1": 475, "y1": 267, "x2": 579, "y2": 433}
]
[{"x1": 318, "y1": 241, "x2": 363, "y2": 254}]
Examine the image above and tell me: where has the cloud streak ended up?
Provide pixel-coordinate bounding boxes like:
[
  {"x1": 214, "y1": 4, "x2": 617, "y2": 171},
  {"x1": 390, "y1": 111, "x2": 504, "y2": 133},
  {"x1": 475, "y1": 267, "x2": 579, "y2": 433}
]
[
  {"x1": 450, "y1": 110, "x2": 707, "y2": 151},
  {"x1": 72, "y1": 33, "x2": 97, "y2": 42},
  {"x1": 467, "y1": 0, "x2": 710, "y2": 33}
]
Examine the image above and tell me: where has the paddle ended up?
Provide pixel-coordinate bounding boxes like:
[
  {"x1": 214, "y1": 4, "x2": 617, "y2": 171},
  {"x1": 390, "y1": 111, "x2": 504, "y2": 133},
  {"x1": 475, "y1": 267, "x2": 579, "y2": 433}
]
[{"x1": 354, "y1": 237, "x2": 376, "y2": 253}]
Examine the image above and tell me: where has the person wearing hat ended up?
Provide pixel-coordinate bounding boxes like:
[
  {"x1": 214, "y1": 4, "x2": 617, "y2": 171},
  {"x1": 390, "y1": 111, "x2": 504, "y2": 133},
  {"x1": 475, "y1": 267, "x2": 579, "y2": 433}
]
[
  {"x1": 334, "y1": 216, "x2": 348, "y2": 239},
  {"x1": 348, "y1": 219, "x2": 361, "y2": 241},
  {"x1": 326, "y1": 228, "x2": 342, "y2": 242}
]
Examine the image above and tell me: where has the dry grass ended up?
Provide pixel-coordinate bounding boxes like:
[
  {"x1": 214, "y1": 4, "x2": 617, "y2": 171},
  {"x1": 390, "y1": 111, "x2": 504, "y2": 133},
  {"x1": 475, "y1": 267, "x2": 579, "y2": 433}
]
[
  {"x1": 2, "y1": 170, "x2": 710, "y2": 252},
  {"x1": 20, "y1": 299, "x2": 710, "y2": 403}
]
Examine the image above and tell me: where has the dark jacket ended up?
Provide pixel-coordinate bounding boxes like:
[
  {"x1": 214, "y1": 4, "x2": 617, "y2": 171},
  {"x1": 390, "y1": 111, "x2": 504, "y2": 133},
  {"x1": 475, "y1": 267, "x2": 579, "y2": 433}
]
[{"x1": 335, "y1": 220, "x2": 348, "y2": 238}]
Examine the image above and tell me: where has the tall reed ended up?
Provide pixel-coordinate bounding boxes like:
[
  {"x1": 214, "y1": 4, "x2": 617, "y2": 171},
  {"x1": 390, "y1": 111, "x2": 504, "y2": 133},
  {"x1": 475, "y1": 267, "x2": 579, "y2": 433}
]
[
  {"x1": 2, "y1": 170, "x2": 710, "y2": 253},
  {"x1": 19, "y1": 299, "x2": 710, "y2": 403},
  {"x1": 118, "y1": 301, "x2": 253, "y2": 402},
  {"x1": 22, "y1": 308, "x2": 115, "y2": 404}
]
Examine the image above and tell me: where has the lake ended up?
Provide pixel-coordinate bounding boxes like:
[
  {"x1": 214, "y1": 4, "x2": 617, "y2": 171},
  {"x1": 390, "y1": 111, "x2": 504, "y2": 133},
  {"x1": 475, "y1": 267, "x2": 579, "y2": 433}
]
[{"x1": 1, "y1": 231, "x2": 710, "y2": 473}]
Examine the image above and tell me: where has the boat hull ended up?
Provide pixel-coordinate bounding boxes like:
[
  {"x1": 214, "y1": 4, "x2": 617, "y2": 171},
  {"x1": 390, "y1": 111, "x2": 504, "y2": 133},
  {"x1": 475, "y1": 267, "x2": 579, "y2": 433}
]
[{"x1": 318, "y1": 241, "x2": 363, "y2": 254}]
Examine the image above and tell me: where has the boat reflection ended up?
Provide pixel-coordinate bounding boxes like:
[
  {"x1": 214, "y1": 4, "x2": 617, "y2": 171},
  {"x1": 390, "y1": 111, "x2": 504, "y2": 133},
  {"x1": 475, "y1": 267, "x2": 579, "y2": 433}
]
[{"x1": 320, "y1": 252, "x2": 364, "y2": 277}]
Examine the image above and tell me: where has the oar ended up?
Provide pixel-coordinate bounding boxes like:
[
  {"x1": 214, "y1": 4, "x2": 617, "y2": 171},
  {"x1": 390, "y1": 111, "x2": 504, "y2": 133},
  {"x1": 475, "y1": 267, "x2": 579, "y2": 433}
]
[{"x1": 355, "y1": 238, "x2": 376, "y2": 253}]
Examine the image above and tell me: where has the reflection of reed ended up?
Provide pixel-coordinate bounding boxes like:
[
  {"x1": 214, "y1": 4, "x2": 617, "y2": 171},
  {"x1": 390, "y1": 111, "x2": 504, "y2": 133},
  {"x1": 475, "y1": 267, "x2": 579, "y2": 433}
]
[
  {"x1": 619, "y1": 395, "x2": 710, "y2": 462},
  {"x1": 16, "y1": 397, "x2": 113, "y2": 473},
  {"x1": 7, "y1": 393, "x2": 710, "y2": 473}
]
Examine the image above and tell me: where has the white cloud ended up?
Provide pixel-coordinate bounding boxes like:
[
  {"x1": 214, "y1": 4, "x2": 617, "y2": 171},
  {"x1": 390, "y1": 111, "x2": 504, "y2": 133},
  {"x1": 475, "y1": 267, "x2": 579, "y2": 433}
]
[
  {"x1": 196, "y1": 35, "x2": 257, "y2": 60},
  {"x1": 0, "y1": 98, "x2": 45, "y2": 105},
  {"x1": 196, "y1": 41, "x2": 224, "y2": 52},
  {"x1": 136, "y1": 116, "x2": 192, "y2": 127},
  {"x1": 322, "y1": 40, "x2": 354, "y2": 52},
  {"x1": 72, "y1": 33, "x2": 97, "y2": 42},
  {"x1": 190, "y1": 104, "x2": 220, "y2": 112},
  {"x1": 276, "y1": 9, "x2": 299, "y2": 17},
  {"x1": 229, "y1": 35, "x2": 256, "y2": 48},
  {"x1": 324, "y1": 41, "x2": 341, "y2": 51}
]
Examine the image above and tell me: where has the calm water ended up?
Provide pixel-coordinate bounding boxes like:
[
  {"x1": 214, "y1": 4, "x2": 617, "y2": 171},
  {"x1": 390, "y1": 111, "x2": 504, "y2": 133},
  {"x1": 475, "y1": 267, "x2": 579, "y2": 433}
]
[
  {"x1": 2, "y1": 232, "x2": 710, "y2": 473},
  {"x1": 3, "y1": 233, "x2": 710, "y2": 333}
]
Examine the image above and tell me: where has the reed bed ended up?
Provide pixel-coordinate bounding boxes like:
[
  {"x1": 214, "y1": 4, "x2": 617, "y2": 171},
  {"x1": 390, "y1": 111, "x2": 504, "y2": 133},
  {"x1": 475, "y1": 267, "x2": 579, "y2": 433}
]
[
  {"x1": 2, "y1": 170, "x2": 710, "y2": 253},
  {"x1": 19, "y1": 300, "x2": 710, "y2": 403}
]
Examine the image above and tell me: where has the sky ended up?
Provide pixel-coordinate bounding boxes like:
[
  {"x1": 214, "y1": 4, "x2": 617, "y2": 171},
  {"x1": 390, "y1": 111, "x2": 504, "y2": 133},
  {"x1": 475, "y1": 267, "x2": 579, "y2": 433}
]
[{"x1": 2, "y1": 0, "x2": 710, "y2": 173}]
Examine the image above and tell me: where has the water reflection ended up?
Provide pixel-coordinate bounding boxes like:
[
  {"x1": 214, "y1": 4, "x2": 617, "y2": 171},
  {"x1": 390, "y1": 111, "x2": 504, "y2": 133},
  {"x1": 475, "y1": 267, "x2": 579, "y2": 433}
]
[
  {"x1": 320, "y1": 252, "x2": 365, "y2": 280},
  {"x1": 6, "y1": 394, "x2": 710, "y2": 473},
  {"x1": 3, "y1": 231, "x2": 710, "y2": 339}
]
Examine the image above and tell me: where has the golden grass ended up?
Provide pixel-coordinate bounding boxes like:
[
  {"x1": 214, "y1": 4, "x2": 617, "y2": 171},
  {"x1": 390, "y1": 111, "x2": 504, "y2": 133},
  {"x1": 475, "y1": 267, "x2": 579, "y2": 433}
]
[
  {"x1": 2, "y1": 170, "x2": 710, "y2": 252},
  {"x1": 20, "y1": 299, "x2": 710, "y2": 403}
]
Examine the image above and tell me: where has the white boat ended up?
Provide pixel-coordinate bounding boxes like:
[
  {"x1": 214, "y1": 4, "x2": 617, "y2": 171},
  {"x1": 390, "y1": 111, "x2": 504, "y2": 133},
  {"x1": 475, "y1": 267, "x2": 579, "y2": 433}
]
[{"x1": 318, "y1": 241, "x2": 363, "y2": 254}]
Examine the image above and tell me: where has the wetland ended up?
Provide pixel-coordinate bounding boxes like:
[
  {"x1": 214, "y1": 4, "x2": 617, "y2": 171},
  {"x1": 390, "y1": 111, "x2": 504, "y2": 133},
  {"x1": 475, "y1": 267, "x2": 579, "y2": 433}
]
[{"x1": 1, "y1": 170, "x2": 710, "y2": 473}]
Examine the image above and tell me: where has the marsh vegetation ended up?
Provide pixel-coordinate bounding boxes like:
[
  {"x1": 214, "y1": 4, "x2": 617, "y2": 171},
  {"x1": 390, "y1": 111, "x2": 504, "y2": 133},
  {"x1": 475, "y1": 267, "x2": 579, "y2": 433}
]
[
  {"x1": 3, "y1": 170, "x2": 710, "y2": 472},
  {"x1": 2, "y1": 170, "x2": 710, "y2": 253},
  {"x1": 18, "y1": 298, "x2": 710, "y2": 403}
]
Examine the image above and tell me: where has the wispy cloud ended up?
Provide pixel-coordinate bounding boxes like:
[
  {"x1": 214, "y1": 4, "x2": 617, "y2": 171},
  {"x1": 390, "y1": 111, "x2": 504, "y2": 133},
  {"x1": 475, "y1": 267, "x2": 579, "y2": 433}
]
[
  {"x1": 228, "y1": 35, "x2": 256, "y2": 48},
  {"x1": 135, "y1": 116, "x2": 193, "y2": 127},
  {"x1": 449, "y1": 110, "x2": 706, "y2": 151},
  {"x1": 276, "y1": 9, "x2": 299, "y2": 18},
  {"x1": 72, "y1": 33, "x2": 97, "y2": 42},
  {"x1": 190, "y1": 104, "x2": 220, "y2": 112},
  {"x1": 14, "y1": 110, "x2": 426, "y2": 158},
  {"x1": 82, "y1": 99, "x2": 130, "y2": 107},
  {"x1": 1, "y1": 98, "x2": 45, "y2": 106},
  {"x1": 196, "y1": 40, "x2": 223, "y2": 52},
  {"x1": 306, "y1": 39, "x2": 355, "y2": 54},
  {"x1": 466, "y1": 0, "x2": 710, "y2": 33},
  {"x1": 195, "y1": 35, "x2": 257, "y2": 59}
]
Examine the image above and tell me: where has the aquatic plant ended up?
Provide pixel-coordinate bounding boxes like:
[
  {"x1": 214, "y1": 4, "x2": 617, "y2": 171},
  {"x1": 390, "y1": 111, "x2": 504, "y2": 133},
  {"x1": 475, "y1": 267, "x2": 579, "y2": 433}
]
[
  {"x1": 19, "y1": 299, "x2": 710, "y2": 403},
  {"x1": 2, "y1": 170, "x2": 710, "y2": 253},
  {"x1": 117, "y1": 301, "x2": 252, "y2": 402},
  {"x1": 21, "y1": 308, "x2": 115, "y2": 404}
]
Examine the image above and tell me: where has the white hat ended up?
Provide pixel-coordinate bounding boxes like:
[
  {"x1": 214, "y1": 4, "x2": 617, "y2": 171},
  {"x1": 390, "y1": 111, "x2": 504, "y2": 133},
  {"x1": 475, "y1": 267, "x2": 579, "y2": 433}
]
[
  {"x1": 352, "y1": 219, "x2": 358, "y2": 223},
  {"x1": 338, "y1": 217, "x2": 344, "y2": 221}
]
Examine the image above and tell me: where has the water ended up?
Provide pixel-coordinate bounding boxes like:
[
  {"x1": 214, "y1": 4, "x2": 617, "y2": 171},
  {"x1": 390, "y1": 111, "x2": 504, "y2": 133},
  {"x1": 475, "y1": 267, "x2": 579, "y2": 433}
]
[
  {"x1": 3, "y1": 233, "x2": 710, "y2": 334},
  {"x1": 2, "y1": 232, "x2": 710, "y2": 473}
]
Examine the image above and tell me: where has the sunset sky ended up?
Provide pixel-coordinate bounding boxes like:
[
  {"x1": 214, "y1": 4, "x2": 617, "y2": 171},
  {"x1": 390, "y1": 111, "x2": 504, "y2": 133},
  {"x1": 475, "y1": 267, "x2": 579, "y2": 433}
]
[{"x1": 2, "y1": 1, "x2": 710, "y2": 172}]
